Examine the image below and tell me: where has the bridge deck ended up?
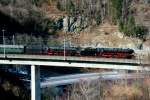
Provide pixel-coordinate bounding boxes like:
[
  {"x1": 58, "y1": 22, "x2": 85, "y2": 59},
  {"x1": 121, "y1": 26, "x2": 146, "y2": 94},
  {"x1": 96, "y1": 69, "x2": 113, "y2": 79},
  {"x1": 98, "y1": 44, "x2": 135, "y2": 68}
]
[
  {"x1": 0, "y1": 54, "x2": 149, "y2": 65},
  {"x1": 0, "y1": 54, "x2": 149, "y2": 71}
]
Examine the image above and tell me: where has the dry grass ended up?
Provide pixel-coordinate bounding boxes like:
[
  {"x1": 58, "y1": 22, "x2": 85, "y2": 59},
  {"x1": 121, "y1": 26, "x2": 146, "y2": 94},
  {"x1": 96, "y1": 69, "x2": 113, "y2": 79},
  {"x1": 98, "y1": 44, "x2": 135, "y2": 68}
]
[
  {"x1": 104, "y1": 84, "x2": 143, "y2": 100},
  {"x1": 42, "y1": 74, "x2": 150, "y2": 100},
  {"x1": 103, "y1": 76, "x2": 150, "y2": 100},
  {"x1": 41, "y1": 0, "x2": 66, "y2": 19}
]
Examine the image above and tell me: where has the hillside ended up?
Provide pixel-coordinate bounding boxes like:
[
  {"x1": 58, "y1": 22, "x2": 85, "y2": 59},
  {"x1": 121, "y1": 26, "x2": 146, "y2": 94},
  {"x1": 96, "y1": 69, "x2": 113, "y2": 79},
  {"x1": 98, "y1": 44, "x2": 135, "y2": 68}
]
[
  {"x1": 55, "y1": 0, "x2": 150, "y2": 50},
  {"x1": 0, "y1": 0, "x2": 59, "y2": 35},
  {"x1": 0, "y1": 0, "x2": 149, "y2": 50}
]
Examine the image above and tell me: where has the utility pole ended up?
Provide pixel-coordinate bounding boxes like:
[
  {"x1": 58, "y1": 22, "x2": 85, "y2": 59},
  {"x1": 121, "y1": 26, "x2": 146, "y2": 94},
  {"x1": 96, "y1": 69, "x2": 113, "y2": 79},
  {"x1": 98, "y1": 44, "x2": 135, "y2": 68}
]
[
  {"x1": 64, "y1": 38, "x2": 66, "y2": 60},
  {"x1": 13, "y1": 35, "x2": 15, "y2": 45},
  {"x1": 63, "y1": 15, "x2": 69, "y2": 60},
  {"x1": 2, "y1": 29, "x2": 5, "y2": 58}
]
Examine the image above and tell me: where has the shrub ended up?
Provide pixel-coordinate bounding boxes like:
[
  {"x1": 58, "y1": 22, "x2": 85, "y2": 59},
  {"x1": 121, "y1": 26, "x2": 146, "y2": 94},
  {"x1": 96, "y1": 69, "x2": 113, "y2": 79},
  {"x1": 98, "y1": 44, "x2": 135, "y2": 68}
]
[{"x1": 96, "y1": 14, "x2": 101, "y2": 25}]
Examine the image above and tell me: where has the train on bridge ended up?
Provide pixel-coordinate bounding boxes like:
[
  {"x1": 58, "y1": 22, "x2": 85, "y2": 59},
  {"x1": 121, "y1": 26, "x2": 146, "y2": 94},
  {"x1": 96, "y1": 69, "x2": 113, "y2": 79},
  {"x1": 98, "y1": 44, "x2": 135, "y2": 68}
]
[{"x1": 0, "y1": 45, "x2": 135, "y2": 59}]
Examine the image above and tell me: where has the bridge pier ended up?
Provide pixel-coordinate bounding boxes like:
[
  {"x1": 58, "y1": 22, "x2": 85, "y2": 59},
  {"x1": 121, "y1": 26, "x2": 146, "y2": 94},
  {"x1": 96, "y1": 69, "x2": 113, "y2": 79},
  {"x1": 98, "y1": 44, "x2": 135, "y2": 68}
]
[{"x1": 31, "y1": 65, "x2": 41, "y2": 100}]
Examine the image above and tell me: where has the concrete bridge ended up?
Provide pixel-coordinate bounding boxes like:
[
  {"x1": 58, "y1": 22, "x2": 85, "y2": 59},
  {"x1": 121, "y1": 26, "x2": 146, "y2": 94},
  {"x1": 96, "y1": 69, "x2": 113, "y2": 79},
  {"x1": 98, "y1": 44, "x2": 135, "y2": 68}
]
[{"x1": 0, "y1": 54, "x2": 149, "y2": 100}]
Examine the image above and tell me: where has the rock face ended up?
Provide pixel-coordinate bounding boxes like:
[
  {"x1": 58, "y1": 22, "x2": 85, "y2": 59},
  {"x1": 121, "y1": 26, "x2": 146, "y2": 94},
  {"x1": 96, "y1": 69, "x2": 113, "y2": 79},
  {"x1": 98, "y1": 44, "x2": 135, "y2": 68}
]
[
  {"x1": 63, "y1": 16, "x2": 88, "y2": 33},
  {"x1": 143, "y1": 40, "x2": 150, "y2": 51}
]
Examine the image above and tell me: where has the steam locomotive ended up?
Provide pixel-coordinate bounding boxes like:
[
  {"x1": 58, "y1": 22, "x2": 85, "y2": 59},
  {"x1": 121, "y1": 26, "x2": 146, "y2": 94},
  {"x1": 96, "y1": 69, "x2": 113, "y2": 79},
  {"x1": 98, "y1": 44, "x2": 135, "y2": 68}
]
[
  {"x1": 47, "y1": 47, "x2": 135, "y2": 59},
  {"x1": 0, "y1": 45, "x2": 135, "y2": 59}
]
